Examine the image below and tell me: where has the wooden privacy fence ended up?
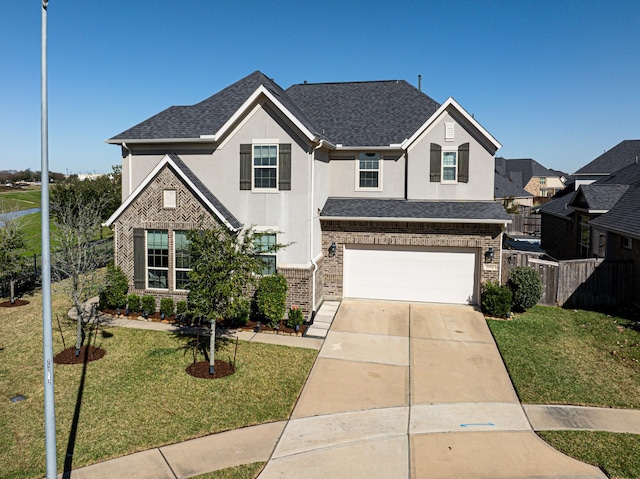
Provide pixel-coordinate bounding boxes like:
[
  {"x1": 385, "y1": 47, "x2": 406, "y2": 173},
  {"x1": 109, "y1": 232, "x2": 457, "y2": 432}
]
[
  {"x1": 507, "y1": 207, "x2": 541, "y2": 236},
  {"x1": 502, "y1": 251, "x2": 632, "y2": 308}
]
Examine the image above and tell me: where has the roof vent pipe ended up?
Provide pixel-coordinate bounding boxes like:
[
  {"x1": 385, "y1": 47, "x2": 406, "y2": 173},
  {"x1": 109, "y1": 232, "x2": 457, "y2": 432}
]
[{"x1": 418, "y1": 74, "x2": 422, "y2": 91}]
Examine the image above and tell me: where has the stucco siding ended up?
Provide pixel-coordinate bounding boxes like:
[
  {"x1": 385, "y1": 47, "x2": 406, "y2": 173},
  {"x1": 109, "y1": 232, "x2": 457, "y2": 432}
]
[{"x1": 327, "y1": 153, "x2": 405, "y2": 198}]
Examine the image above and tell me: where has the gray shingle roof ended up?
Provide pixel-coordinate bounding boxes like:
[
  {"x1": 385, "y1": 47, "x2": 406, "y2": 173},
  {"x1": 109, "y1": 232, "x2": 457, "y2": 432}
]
[
  {"x1": 320, "y1": 198, "x2": 510, "y2": 222},
  {"x1": 285, "y1": 80, "x2": 440, "y2": 146},
  {"x1": 538, "y1": 191, "x2": 576, "y2": 218},
  {"x1": 167, "y1": 154, "x2": 242, "y2": 229},
  {"x1": 590, "y1": 185, "x2": 640, "y2": 239},
  {"x1": 498, "y1": 158, "x2": 557, "y2": 187},
  {"x1": 571, "y1": 184, "x2": 630, "y2": 211},
  {"x1": 110, "y1": 71, "x2": 320, "y2": 141},
  {"x1": 574, "y1": 140, "x2": 640, "y2": 176},
  {"x1": 494, "y1": 171, "x2": 532, "y2": 199}
]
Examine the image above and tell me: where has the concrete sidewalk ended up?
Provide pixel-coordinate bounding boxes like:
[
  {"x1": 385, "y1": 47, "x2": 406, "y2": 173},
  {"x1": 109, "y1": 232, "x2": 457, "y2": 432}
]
[{"x1": 63, "y1": 300, "x2": 640, "y2": 478}]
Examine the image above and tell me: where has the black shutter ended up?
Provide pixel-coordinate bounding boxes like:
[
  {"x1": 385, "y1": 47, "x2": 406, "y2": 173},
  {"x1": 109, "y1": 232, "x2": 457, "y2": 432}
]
[
  {"x1": 133, "y1": 228, "x2": 145, "y2": 289},
  {"x1": 430, "y1": 143, "x2": 441, "y2": 182},
  {"x1": 240, "y1": 144, "x2": 252, "y2": 190},
  {"x1": 458, "y1": 143, "x2": 469, "y2": 183},
  {"x1": 278, "y1": 143, "x2": 291, "y2": 190}
]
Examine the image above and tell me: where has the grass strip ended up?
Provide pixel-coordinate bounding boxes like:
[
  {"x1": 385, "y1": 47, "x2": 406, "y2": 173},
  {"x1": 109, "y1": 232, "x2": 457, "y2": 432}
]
[{"x1": 190, "y1": 462, "x2": 265, "y2": 479}]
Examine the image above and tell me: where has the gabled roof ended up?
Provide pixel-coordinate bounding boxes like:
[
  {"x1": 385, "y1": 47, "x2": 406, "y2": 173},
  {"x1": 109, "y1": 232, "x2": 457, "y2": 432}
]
[
  {"x1": 497, "y1": 157, "x2": 558, "y2": 188},
  {"x1": 108, "y1": 71, "x2": 321, "y2": 144},
  {"x1": 401, "y1": 97, "x2": 502, "y2": 153},
  {"x1": 285, "y1": 80, "x2": 440, "y2": 147},
  {"x1": 590, "y1": 185, "x2": 640, "y2": 239},
  {"x1": 574, "y1": 140, "x2": 640, "y2": 176},
  {"x1": 494, "y1": 171, "x2": 532, "y2": 199},
  {"x1": 538, "y1": 191, "x2": 577, "y2": 218},
  {"x1": 104, "y1": 154, "x2": 241, "y2": 230},
  {"x1": 320, "y1": 198, "x2": 510, "y2": 223},
  {"x1": 570, "y1": 184, "x2": 630, "y2": 212}
]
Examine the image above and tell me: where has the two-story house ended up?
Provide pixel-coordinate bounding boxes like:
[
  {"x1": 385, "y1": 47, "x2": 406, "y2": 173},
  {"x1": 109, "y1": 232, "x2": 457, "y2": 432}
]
[{"x1": 104, "y1": 71, "x2": 509, "y2": 316}]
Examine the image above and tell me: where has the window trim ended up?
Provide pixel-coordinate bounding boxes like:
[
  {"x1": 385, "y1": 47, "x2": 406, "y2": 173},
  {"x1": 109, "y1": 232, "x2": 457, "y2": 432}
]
[
  {"x1": 622, "y1": 236, "x2": 633, "y2": 250},
  {"x1": 252, "y1": 141, "x2": 279, "y2": 192},
  {"x1": 441, "y1": 150, "x2": 458, "y2": 184},
  {"x1": 146, "y1": 229, "x2": 169, "y2": 290},
  {"x1": 173, "y1": 230, "x2": 191, "y2": 292},
  {"x1": 354, "y1": 152, "x2": 383, "y2": 191}
]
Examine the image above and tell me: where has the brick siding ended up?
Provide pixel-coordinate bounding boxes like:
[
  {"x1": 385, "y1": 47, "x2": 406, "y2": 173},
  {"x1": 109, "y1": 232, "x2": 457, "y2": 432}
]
[{"x1": 541, "y1": 213, "x2": 576, "y2": 260}]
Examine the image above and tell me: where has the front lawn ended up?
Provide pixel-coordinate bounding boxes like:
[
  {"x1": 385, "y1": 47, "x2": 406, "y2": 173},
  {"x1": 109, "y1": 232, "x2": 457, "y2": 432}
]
[
  {"x1": 0, "y1": 285, "x2": 317, "y2": 479},
  {"x1": 488, "y1": 305, "x2": 640, "y2": 478}
]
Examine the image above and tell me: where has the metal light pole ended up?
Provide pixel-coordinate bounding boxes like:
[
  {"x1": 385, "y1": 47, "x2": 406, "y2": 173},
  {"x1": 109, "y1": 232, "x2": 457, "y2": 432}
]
[{"x1": 41, "y1": 1, "x2": 58, "y2": 477}]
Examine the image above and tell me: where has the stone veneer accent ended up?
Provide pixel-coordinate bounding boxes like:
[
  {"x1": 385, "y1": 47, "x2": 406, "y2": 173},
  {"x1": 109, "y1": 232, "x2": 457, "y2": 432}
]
[{"x1": 320, "y1": 220, "x2": 503, "y2": 301}]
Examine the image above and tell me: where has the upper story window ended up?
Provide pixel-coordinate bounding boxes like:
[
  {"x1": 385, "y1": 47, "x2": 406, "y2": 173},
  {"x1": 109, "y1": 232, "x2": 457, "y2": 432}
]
[
  {"x1": 622, "y1": 236, "x2": 633, "y2": 249},
  {"x1": 174, "y1": 230, "x2": 191, "y2": 290},
  {"x1": 540, "y1": 177, "x2": 547, "y2": 185},
  {"x1": 356, "y1": 152, "x2": 382, "y2": 190},
  {"x1": 253, "y1": 145, "x2": 278, "y2": 190},
  {"x1": 254, "y1": 232, "x2": 277, "y2": 275},
  {"x1": 147, "y1": 230, "x2": 168, "y2": 289},
  {"x1": 442, "y1": 151, "x2": 457, "y2": 182}
]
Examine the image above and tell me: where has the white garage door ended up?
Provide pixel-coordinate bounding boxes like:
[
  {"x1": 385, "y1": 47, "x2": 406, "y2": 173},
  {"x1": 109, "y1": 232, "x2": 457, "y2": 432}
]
[{"x1": 343, "y1": 245, "x2": 478, "y2": 304}]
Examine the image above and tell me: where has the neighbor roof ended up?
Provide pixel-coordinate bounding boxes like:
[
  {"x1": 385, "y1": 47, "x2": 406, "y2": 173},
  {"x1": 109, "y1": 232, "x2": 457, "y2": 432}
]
[
  {"x1": 497, "y1": 158, "x2": 558, "y2": 188},
  {"x1": 320, "y1": 198, "x2": 511, "y2": 223},
  {"x1": 494, "y1": 171, "x2": 532, "y2": 199},
  {"x1": 574, "y1": 140, "x2": 640, "y2": 176},
  {"x1": 570, "y1": 184, "x2": 630, "y2": 212},
  {"x1": 537, "y1": 191, "x2": 577, "y2": 218},
  {"x1": 590, "y1": 185, "x2": 640, "y2": 239}
]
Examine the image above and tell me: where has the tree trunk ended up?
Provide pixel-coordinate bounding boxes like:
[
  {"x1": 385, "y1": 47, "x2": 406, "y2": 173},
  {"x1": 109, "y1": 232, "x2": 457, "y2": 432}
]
[
  {"x1": 10, "y1": 279, "x2": 15, "y2": 304},
  {"x1": 74, "y1": 294, "x2": 83, "y2": 357},
  {"x1": 209, "y1": 321, "x2": 215, "y2": 375}
]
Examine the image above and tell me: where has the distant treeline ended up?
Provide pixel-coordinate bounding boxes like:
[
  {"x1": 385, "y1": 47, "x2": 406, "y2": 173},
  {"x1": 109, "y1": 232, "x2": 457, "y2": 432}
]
[{"x1": 1, "y1": 169, "x2": 66, "y2": 183}]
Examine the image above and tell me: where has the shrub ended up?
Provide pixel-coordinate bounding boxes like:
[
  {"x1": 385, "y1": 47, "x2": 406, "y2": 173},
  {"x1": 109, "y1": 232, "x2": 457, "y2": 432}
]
[
  {"x1": 507, "y1": 266, "x2": 543, "y2": 311},
  {"x1": 255, "y1": 274, "x2": 288, "y2": 328},
  {"x1": 127, "y1": 294, "x2": 141, "y2": 313},
  {"x1": 99, "y1": 262, "x2": 129, "y2": 309},
  {"x1": 176, "y1": 300, "x2": 188, "y2": 317},
  {"x1": 160, "y1": 297, "x2": 175, "y2": 317},
  {"x1": 227, "y1": 298, "x2": 250, "y2": 327},
  {"x1": 141, "y1": 295, "x2": 156, "y2": 314},
  {"x1": 481, "y1": 281, "x2": 512, "y2": 318},
  {"x1": 286, "y1": 305, "x2": 305, "y2": 329}
]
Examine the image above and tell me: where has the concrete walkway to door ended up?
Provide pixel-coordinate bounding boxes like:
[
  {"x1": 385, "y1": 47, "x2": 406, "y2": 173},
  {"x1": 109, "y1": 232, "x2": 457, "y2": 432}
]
[{"x1": 258, "y1": 300, "x2": 606, "y2": 478}]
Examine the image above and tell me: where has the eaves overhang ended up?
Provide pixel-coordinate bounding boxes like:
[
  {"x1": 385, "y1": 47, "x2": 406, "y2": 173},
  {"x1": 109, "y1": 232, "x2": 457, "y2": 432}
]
[{"x1": 320, "y1": 216, "x2": 511, "y2": 224}]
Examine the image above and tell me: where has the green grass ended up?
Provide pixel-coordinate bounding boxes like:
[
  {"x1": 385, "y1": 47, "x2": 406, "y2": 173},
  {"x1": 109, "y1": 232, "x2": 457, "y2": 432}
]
[
  {"x1": 488, "y1": 305, "x2": 640, "y2": 477},
  {"x1": 191, "y1": 462, "x2": 265, "y2": 479},
  {"x1": 538, "y1": 431, "x2": 640, "y2": 479},
  {"x1": 488, "y1": 305, "x2": 640, "y2": 408},
  {"x1": 0, "y1": 188, "x2": 41, "y2": 212},
  {"x1": 0, "y1": 283, "x2": 317, "y2": 479}
]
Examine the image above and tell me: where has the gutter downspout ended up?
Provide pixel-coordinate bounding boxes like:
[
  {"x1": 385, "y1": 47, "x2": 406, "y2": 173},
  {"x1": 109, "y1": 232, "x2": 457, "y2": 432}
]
[{"x1": 309, "y1": 140, "x2": 323, "y2": 322}]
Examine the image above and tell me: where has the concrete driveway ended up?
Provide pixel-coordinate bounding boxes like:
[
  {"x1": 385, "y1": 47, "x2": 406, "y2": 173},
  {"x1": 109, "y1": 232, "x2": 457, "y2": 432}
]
[{"x1": 258, "y1": 300, "x2": 606, "y2": 478}]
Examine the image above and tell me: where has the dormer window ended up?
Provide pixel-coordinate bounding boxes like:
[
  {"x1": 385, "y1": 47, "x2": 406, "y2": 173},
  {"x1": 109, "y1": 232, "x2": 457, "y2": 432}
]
[{"x1": 355, "y1": 152, "x2": 382, "y2": 190}]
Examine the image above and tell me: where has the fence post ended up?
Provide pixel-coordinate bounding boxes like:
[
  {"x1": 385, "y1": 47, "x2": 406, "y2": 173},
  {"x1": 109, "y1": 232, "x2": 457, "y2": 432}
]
[{"x1": 34, "y1": 253, "x2": 37, "y2": 280}]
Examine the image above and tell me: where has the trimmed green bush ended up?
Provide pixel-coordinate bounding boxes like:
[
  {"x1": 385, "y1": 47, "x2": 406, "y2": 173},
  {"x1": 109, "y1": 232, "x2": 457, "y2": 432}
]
[
  {"x1": 286, "y1": 305, "x2": 305, "y2": 329},
  {"x1": 227, "y1": 298, "x2": 250, "y2": 327},
  {"x1": 255, "y1": 274, "x2": 288, "y2": 328},
  {"x1": 176, "y1": 300, "x2": 188, "y2": 317},
  {"x1": 141, "y1": 295, "x2": 156, "y2": 314},
  {"x1": 127, "y1": 294, "x2": 141, "y2": 313},
  {"x1": 481, "y1": 281, "x2": 512, "y2": 318},
  {"x1": 99, "y1": 263, "x2": 129, "y2": 309},
  {"x1": 507, "y1": 266, "x2": 543, "y2": 311},
  {"x1": 160, "y1": 297, "x2": 174, "y2": 317}
]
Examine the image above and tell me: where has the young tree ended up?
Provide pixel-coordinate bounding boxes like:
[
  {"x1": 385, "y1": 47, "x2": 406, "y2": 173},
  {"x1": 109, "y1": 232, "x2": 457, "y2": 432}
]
[
  {"x1": 187, "y1": 223, "x2": 284, "y2": 375},
  {"x1": 51, "y1": 189, "x2": 109, "y2": 356},
  {"x1": 0, "y1": 210, "x2": 27, "y2": 304}
]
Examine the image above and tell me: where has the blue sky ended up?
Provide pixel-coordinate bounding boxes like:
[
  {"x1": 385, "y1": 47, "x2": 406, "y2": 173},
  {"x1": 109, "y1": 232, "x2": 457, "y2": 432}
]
[{"x1": 1, "y1": 0, "x2": 639, "y2": 175}]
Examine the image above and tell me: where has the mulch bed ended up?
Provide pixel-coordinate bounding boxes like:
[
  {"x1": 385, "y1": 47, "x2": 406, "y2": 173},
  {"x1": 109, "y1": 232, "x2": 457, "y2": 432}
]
[
  {"x1": 101, "y1": 308, "x2": 176, "y2": 324},
  {"x1": 0, "y1": 299, "x2": 30, "y2": 307},
  {"x1": 186, "y1": 360, "x2": 235, "y2": 379},
  {"x1": 53, "y1": 345, "x2": 106, "y2": 365}
]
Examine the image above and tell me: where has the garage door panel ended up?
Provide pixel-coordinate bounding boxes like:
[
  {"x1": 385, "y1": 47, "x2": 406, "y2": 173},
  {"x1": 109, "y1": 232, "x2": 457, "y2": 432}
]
[{"x1": 344, "y1": 246, "x2": 477, "y2": 304}]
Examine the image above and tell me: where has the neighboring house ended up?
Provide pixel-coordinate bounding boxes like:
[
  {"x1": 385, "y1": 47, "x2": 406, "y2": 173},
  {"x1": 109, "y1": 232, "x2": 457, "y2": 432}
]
[
  {"x1": 572, "y1": 139, "x2": 640, "y2": 188},
  {"x1": 540, "y1": 161, "x2": 640, "y2": 261},
  {"x1": 495, "y1": 157, "x2": 566, "y2": 200},
  {"x1": 104, "y1": 71, "x2": 509, "y2": 315},
  {"x1": 494, "y1": 165, "x2": 533, "y2": 207}
]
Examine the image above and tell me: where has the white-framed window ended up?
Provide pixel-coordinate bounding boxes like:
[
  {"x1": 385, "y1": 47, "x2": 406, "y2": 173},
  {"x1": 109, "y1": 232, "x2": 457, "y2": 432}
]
[
  {"x1": 622, "y1": 236, "x2": 633, "y2": 249},
  {"x1": 539, "y1": 177, "x2": 546, "y2": 185},
  {"x1": 253, "y1": 144, "x2": 278, "y2": 190},
  {"x1": 174, "y1": 230, "x2": 191, "y2": 290},
  {"x1": 355, "y1": 152, "x2": 382, "y2": 190},
  {"x1": 147, "y1": 230, "x2": 168, "y2": 289},
  {"x1": 254, "y1": 232, "x2": 277, "y2": 275},
  {"x1": 442, "y1": 151, "x2": 457, "y2": 183}
]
